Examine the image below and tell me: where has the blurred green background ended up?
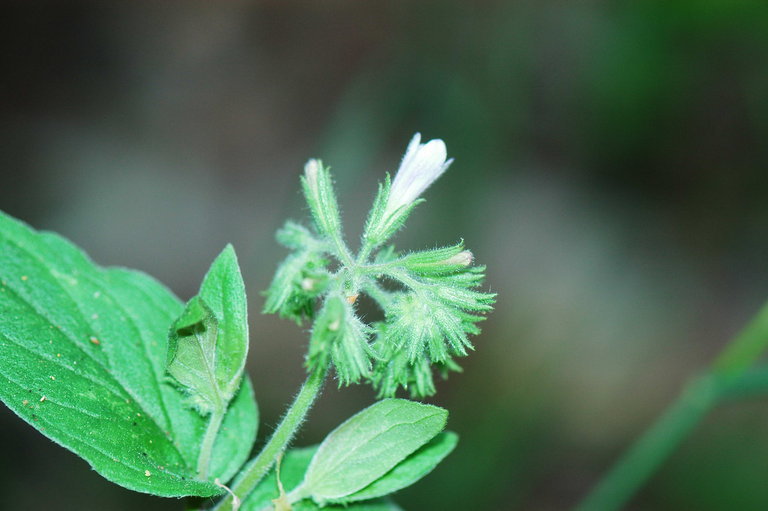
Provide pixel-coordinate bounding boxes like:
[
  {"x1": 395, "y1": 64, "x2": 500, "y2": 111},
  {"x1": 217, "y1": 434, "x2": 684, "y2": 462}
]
[{"x1": 3, "y1": 2, "x2": 768, "y2": 510}]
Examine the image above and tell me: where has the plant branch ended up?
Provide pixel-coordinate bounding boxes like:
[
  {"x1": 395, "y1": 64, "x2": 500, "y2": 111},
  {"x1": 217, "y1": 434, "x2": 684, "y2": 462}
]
[{"x1": 211, "y1": 365, "x2": 328, "y2": 511}]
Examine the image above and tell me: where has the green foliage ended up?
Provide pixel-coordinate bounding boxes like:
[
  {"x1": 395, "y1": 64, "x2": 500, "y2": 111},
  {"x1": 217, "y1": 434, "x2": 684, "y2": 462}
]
[
  {"x1": 297, "y1": 399, "x2": 448, "y2": 505},
  {"x1": 0, "y1": 133, "x2": 484, "y2": 510},
  {"x1": 0, "y1": 211, "x2": 258, "y2": 496}
]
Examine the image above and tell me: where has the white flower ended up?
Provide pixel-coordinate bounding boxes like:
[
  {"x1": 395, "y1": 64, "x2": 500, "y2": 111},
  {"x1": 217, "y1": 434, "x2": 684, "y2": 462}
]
[
  {"x1": 304, "y1": 159, "x2": 321, "y2": 196},
  {"x1": 384, "y1": 133, "x2": 453, "y2": 218}
]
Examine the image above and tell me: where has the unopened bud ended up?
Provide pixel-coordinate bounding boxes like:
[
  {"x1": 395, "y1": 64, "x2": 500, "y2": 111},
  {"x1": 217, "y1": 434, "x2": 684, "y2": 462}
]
[
  {"x1": 304, "y1": 159, "x2": 321, "y2": 195},
  {"x1": 443, "y1": 250, "x2": 473, "y2": 267}
]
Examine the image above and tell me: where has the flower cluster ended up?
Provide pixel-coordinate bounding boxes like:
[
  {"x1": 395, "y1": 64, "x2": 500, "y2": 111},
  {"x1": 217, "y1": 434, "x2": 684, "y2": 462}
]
[{"x1": 264, "y1": 134, "x2": 495, "y2": 397}]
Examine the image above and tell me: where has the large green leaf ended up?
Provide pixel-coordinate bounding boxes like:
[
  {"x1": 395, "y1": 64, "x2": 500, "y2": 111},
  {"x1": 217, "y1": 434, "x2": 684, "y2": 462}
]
[
  {"x1": 299, "y1": 399, "x2": 447, "y2": 504},
  {"x1": 0, "y1": 211, "x2": 258, "y2": 496}
]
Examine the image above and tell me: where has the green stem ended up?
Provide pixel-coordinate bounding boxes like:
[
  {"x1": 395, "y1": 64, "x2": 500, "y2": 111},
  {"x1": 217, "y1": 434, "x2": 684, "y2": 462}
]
[
  {"x1": 576, "y1": 302, "x2": 768, "y2": 511},
  {"x1": 575, "y1": 374, "x2": 718, "y2": 511},
  {"x1": 197, "y1": 407, "x2": 226, "y2": 479},
  {"x1": 212, "y1": 366, "x2": 327, "y2": 511}
]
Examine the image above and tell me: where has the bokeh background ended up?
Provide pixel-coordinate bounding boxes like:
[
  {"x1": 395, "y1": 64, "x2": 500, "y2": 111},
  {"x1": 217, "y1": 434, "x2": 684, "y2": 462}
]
[{"x1": 3, "y1": 2, "x2": 768, "y2": 510}]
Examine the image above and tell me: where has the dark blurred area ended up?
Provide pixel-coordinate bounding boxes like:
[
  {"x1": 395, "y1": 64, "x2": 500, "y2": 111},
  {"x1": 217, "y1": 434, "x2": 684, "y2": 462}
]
[{"x1": 3, "y1": 2, "x2": 768, "y2": 510}]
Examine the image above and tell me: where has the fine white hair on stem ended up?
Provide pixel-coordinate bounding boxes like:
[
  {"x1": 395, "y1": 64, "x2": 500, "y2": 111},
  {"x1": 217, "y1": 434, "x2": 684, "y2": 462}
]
[{"x1": 384, "y1": 133, "x2": 453, "y2": 218}]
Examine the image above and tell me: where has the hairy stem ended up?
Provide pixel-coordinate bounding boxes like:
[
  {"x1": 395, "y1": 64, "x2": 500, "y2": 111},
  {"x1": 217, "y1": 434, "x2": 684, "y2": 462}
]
[
  {"x1": 576, "y1": 302, "x2": 768, "y2": 511},
  {"x1": 212, "y1": 366, "x2": 328, "y2": 511},
  {"x1": 197, "y1": 407, "x2": 226, "y2": 479}
]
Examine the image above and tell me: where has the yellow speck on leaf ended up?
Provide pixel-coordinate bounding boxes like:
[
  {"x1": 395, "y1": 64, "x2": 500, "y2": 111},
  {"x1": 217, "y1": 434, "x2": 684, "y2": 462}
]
[
  {"x1": 20, "y1": 275, "x2": 28, "y2": 281},
  {"x1": 144, "y1": 470, "x2": 151, "y2": 477},
  {"x1": 89, "y1": 337, "x2": 100, "y2": 345}
]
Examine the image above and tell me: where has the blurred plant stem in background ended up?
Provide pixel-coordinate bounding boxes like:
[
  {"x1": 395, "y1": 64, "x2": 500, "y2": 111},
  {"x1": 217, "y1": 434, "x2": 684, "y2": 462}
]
[{"x1": 578, "y1": 302, "x2": 768, "y2": 510}]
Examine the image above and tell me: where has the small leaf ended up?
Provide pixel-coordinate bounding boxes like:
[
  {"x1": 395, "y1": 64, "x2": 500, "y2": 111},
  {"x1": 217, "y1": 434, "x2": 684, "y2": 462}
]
[
  {"x1": 341, "y1": 431, "x2": 458, "y2": 502},
  {"x1": 166, "y1": 245, "x2": 249, "y2": 415},
  {"x1": 299, "y1": 399, "x2": 447, "y2": 504},
  {"x1": 167, "y1": 298, "x2": 222, "y2": 413},
  {"x1": 0, "y1": 211, "x2": 257, "y2": 496},
  {"x1": 240, "y1": 446, "x2": 402, "y2": 511},
  {"x1": 198, "y1": 244, "x2": 249, "y2": 400}
]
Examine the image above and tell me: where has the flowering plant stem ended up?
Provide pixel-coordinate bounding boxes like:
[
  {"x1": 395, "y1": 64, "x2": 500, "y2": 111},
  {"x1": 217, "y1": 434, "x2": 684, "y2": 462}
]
[
  {"x1": 577, "y1": 302, "x2": 768, "y2": 511},
  {"x1": 213, "y1": 365, "x2": 328, "y2": 511}
]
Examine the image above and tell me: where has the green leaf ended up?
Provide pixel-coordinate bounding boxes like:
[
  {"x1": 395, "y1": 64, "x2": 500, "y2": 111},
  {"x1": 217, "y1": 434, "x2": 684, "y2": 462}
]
[
  {"x1": 167, "y1": 297, "x2": 222, "y2": 413},
  {"x1": 197, "y1": 244, "x2": 249, "y2": 399},
  {"x1": 293, "y1": 500, "x2": 403, "y2": 511},
  {"x1": 298, "y1": 399, "x2": 447, "y2": 504},
  {"x1": 341, "y1": 431, "x2": 458, "y2": 502},
  {"x1": 0, "y1": 211, "x2": 257, "y2": 496},
  {"x1": 240, "y1": 446, "x2": 402, "y2": 511}
]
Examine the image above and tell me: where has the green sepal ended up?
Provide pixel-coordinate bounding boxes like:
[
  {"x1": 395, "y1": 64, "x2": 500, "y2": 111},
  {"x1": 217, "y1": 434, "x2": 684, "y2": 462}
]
[
  {"x1": 275, "y1": 221, "x2": 326, "y2": 251},
  {"x1": 307, "y1": 294, "x2": 374, "y2": 385},
  {"x1": 362, "y1": 174, "x2": 424, "y2": 249},
  {"x1": 264, "y1": 249, "x2": 330, "y2": 325},
  {"x1": 302, "y1": 160, "x2": 343, "y2": 240},
  {"x1": 370, "y1": 261, "x2": 495, "y2": 397},
  {"x1": 398, "y1": 241, "x2": 468, "y2": 275}
]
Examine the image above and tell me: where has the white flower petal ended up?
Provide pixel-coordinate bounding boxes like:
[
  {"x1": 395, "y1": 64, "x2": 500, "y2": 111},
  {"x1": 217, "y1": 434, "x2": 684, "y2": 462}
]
[{"x1": 385, "y1": 134, "x2": 452, "y2": 218}]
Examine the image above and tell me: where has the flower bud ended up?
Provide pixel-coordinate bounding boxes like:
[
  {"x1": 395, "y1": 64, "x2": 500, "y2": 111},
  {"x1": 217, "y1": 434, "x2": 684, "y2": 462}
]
[
  {"x1": 304, "y1": 159, "x2": 321, "y2": 196},
  {"x1": 442, "y1": 250, "x2": 473, "y2": 267}
]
